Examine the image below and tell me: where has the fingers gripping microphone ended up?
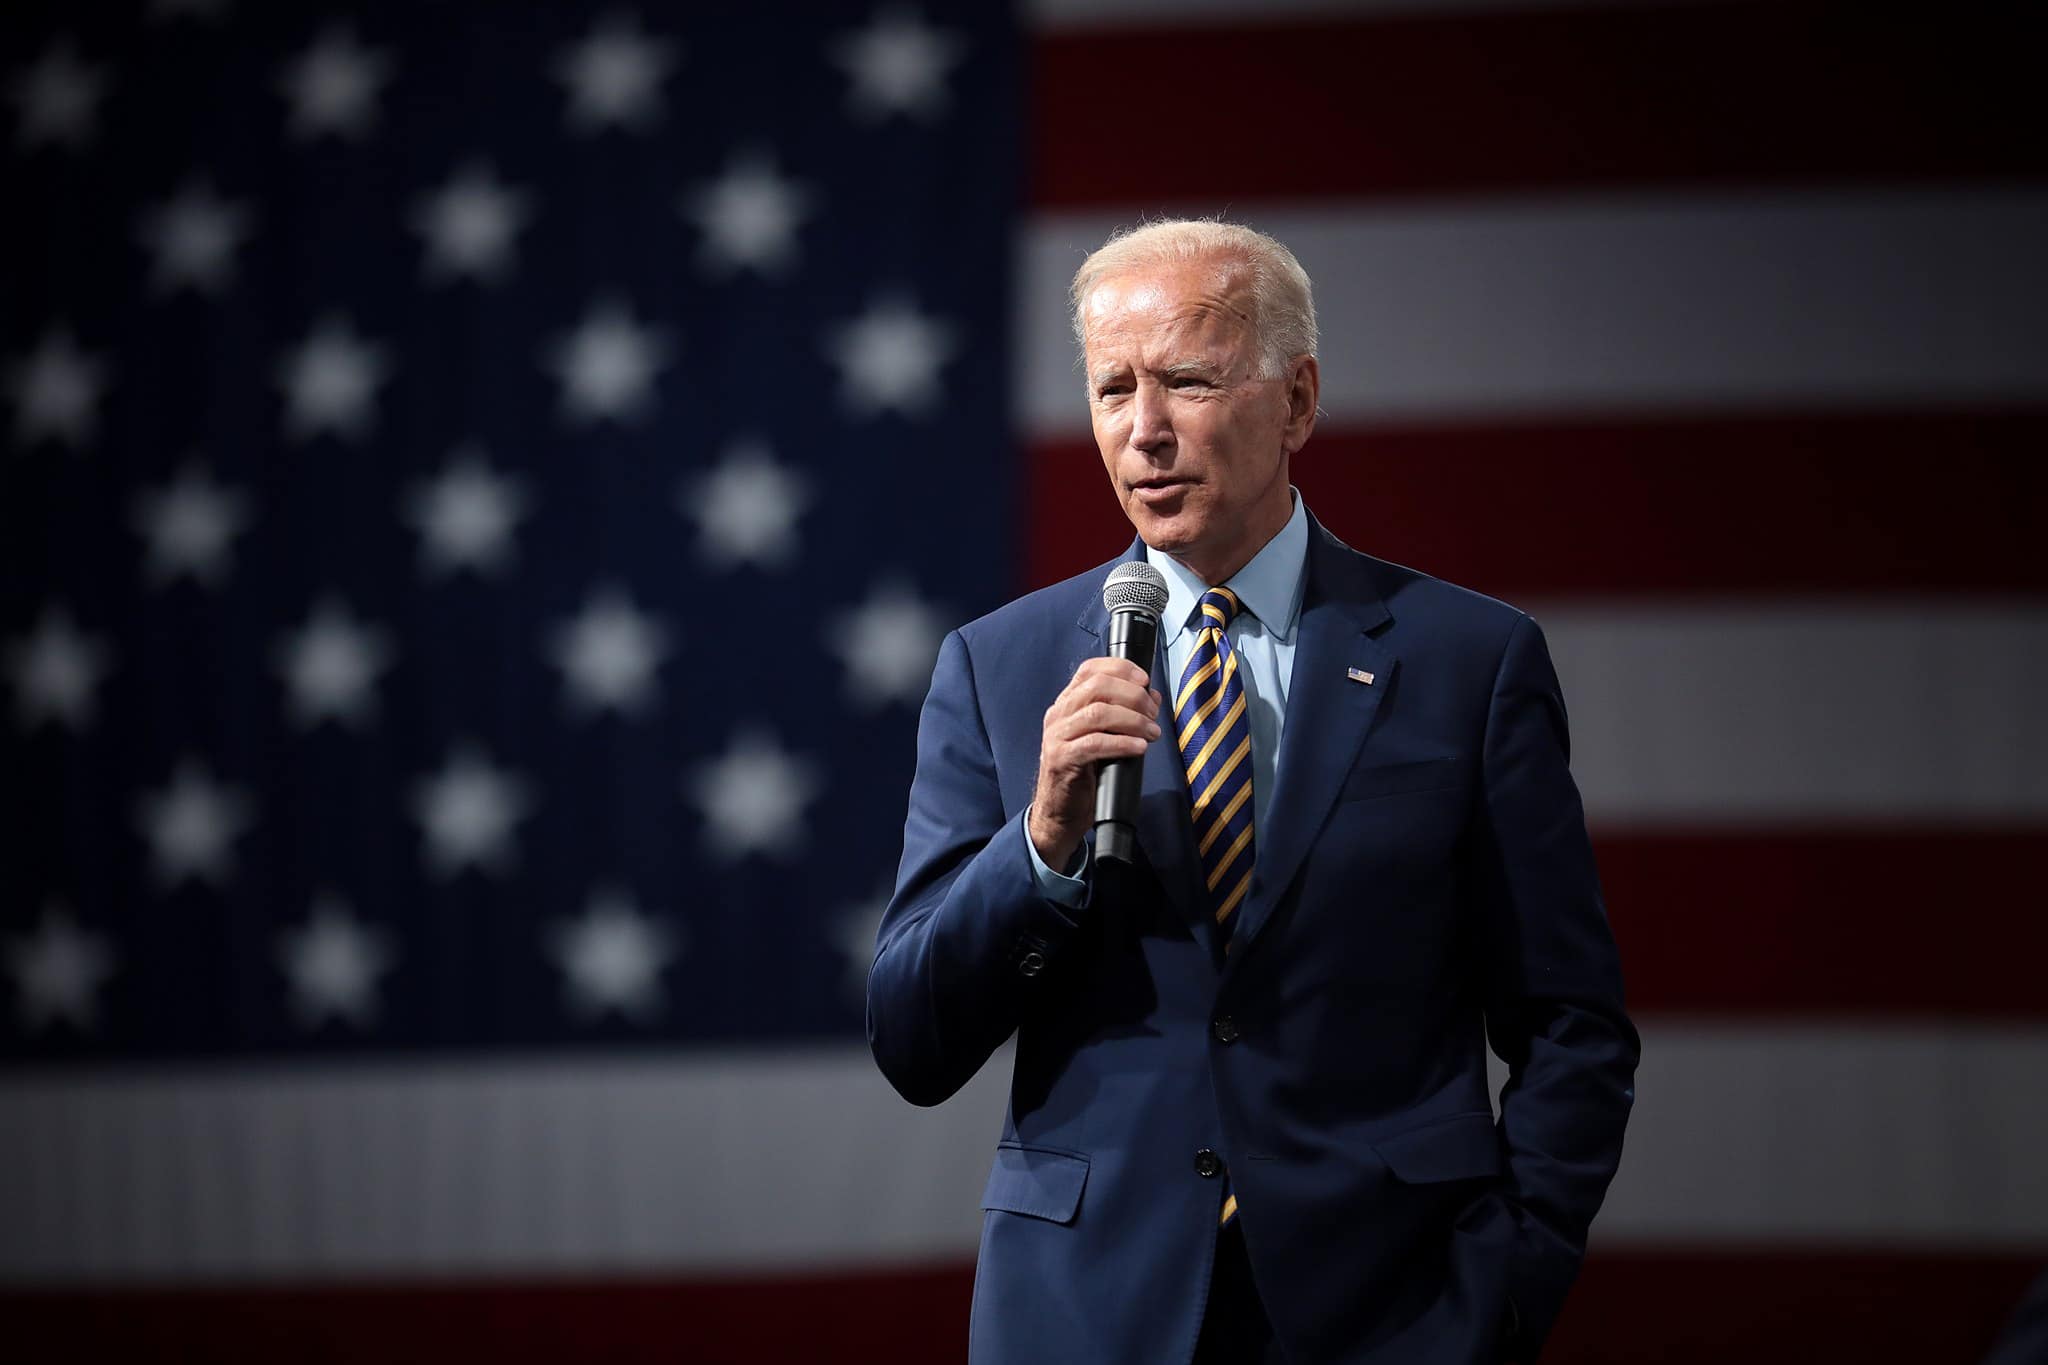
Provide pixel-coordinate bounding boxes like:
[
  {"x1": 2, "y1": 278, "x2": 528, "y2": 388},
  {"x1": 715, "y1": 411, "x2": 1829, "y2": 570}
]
[{"x1": 1094, "y1": 562, "x2": 1169, "y2": 865}]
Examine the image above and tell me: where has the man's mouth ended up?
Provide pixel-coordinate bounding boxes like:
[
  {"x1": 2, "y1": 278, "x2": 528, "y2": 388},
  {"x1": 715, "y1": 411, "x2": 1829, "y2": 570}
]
[{"x1": 1130, "y1": 477, "x2": 1192, "y2": 507}]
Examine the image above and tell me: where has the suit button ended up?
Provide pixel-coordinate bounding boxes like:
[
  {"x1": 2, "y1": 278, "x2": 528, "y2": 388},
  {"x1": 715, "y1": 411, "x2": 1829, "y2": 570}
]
[
  {"x1": 1211, "y1": 1016, "x2": 1239, "y2": 1044},
  {"x1": 1194, "y1": 1149, "x2": 1223, "y2": 1179},
  {"x1": 1017, "y1": 950, "x2": 1046, "y2": 978}
]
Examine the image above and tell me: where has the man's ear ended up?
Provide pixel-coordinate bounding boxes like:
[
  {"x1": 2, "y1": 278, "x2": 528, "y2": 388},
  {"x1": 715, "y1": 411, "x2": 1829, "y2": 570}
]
[{"x1": 1282, "y1": 355, "x2": 1320, "y2": 455}]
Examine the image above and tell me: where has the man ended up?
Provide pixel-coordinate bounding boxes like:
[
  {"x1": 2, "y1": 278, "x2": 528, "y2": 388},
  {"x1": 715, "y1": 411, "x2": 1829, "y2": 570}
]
[{"x1": 867, "y1": 220, "x2": 1637, "y2": 1364}]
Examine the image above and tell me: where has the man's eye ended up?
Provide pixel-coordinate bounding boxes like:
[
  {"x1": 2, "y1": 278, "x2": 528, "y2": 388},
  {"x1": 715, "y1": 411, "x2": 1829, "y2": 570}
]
[{"x1": 1169, "y1": 376, "x2": 1210, "y2": 389}]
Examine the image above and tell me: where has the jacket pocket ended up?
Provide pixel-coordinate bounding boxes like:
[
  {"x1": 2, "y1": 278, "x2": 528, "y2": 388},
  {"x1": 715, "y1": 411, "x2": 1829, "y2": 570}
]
[
  {"x1": 1372, "y1": 1111, "x2": 1502, "y2": 1184},
  {"x1": 981, "y1": 1143, "x2": 1090, "y2": 1224},
  {"x1": 1337, "y1": 757, "x2": 1467, "y2": 804}
]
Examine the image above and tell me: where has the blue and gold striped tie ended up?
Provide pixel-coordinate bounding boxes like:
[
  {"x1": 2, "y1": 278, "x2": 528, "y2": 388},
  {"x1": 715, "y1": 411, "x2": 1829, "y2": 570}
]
[
  {"x1": 1177, "y1": 586, "x2": 1255, "y2": 944},
  {"x1": 1178, "y1": 587, "x2": 1254, "y2": 1227}
]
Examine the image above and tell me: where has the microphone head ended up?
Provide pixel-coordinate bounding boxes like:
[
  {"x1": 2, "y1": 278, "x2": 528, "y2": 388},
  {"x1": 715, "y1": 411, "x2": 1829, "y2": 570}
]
[{"x1": 1102, "y1": 561, "x2": 1169, "y2": 618}]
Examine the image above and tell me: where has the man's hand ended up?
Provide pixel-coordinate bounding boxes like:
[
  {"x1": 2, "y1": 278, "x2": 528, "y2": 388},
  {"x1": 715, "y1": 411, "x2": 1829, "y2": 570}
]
[{"x1": 1029, "y1": 658, "x2": 1162, "y2": 873}]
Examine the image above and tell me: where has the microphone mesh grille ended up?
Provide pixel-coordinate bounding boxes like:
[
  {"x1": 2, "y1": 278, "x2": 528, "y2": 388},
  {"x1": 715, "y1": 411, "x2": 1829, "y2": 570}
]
[{"x1": 1102, "y1": 561, "x2": 1169, "y2": 616}]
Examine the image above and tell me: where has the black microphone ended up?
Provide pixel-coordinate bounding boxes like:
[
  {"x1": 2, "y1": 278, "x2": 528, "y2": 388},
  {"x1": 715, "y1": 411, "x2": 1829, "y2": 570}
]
[{"x1": 1094, "y1": 562, "x2": 1169, "y2": 865}]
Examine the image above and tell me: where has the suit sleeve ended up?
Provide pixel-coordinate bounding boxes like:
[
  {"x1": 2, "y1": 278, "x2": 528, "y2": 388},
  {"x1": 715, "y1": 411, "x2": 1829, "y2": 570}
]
[
  {"x1": 866, "y1": 628, "x2": 1095, "y2": 1107},
  {"x1": 1467, "y1": 612, "x2": 1640, "y2": 1357}
]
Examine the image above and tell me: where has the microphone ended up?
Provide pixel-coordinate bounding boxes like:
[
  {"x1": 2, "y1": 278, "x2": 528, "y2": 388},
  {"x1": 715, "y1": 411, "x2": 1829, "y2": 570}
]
[{"x1": 1094, "y1": 562, "x2": 1169, "y2": 865}]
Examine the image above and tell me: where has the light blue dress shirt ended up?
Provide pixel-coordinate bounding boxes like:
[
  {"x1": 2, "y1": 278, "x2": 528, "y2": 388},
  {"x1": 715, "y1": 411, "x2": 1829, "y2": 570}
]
[{"x1": 1029, "y1": 489, "x2": 1310, "y2": 904}]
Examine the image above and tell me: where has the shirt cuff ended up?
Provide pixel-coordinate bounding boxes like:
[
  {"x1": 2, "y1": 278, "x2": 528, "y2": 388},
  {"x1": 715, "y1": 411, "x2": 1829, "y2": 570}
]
[{"x1": 1022, "y1": 804, "x2": 1091, "y2": 908}]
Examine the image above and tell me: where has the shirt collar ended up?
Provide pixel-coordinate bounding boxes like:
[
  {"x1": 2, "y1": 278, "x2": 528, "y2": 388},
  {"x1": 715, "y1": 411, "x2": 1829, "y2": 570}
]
[{"x1": 1150, "y1": 488, "x2": 1309, "y2": 648}]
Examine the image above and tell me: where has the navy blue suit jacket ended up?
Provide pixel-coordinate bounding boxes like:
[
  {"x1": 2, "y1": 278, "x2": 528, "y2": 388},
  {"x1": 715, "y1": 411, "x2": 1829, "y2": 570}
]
[{"x1": 869, "y1": 516, "x2": 1637, "y2": 1364}]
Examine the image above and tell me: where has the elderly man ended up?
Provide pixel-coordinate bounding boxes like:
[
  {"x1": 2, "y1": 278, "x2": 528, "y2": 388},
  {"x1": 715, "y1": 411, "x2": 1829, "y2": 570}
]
[{"x1": 868, "y1": 220, "x2": 1637, "y2": 1365}]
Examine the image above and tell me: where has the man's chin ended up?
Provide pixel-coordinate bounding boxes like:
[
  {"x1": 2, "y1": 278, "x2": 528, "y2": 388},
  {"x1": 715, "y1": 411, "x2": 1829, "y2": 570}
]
[{"x1": 1124, "y1": 505, "x2": 1199, "y2": 553}]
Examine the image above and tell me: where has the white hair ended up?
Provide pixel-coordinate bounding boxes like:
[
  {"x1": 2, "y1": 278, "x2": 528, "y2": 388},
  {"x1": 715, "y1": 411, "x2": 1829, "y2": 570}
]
[{"x1": 1070, "y1": 218, "x2": 1318, "y2": 379}]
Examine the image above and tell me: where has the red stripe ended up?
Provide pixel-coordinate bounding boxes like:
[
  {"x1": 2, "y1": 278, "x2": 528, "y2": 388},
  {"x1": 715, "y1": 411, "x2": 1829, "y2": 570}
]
[
  {"x1": 1024, "y1": 412, "x2": 2048, "y2": 599},
  {"x1": 1548, "y1": 1249, "x2": 2044, "y2": 1365},
  {"x1": 0, "y1": 1264, "x2": 973, "y2": 1365},
  {"x1": 1031, "y1": 5, "x2": 2047, "y2": 206},
  {"x1": 1600, "y1": 829, "x2": 2048, "y2": 1019},
  {"x1": 4, "y1": 1251, "x2": 2039, "y2": 1363}
]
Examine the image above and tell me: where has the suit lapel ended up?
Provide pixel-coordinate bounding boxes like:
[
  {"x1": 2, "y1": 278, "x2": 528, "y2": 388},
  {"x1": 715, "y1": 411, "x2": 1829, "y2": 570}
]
[
  {"x1": 1138, "y1": 670, "x2": 1208, "y2": 942},
  {"x1": 1228, "y1": 523, "x2": 1395, "y2": 954}
]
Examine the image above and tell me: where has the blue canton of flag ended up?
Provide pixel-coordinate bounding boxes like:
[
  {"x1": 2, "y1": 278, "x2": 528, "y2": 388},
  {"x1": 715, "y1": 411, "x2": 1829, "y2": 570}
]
[{"x1": 1, "y1": 0, "x2": 1021, "y2": 1060}]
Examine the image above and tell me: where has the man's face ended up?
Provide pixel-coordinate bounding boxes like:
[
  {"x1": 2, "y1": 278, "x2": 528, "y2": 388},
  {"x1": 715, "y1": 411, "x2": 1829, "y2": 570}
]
[{"x1": 1080, "y1": 257, "x2": 1317, "y2": 583}]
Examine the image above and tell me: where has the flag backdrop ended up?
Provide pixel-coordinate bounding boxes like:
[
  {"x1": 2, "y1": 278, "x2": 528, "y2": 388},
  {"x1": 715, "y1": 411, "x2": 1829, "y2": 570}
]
[{"x1": 4, "y1": 2, "x2": 2046, "y2": 1362}]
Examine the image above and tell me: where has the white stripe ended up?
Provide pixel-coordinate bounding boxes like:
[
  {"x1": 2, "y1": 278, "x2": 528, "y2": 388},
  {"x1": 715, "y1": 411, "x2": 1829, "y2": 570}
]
[
  {"x1": 0, "y1": 1048, "x2": 1008, "y2": 1282},
  {"x1": 1534, "y1": 602, "x2": 2048, "y2": 824},
  {"x1": 1583, "y1": 1023, "x2": 2048, "y2": 1245},
  {"x1": 1022, "y1": 190, "x2": 2048, "y2": 437},
  {"x1": 5, "y1": 1025, "x2": 2045, "y2": 1282}
]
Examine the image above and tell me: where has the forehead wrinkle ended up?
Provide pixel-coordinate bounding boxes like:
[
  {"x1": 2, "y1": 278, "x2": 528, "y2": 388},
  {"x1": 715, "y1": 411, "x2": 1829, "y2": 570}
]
[
  {"x1": 1083, "y1": 270, "x2": 1248, "y2": 330},
  {"x1": 1086, "y1": 305, "x2": 1245, "y2": 360},
  {"x1": 1087, "y1": 351, "x2": 1228, "y2": 388},
  {"x1": 1082, "y1": 270, "x2": 1261, "y2": 381}
]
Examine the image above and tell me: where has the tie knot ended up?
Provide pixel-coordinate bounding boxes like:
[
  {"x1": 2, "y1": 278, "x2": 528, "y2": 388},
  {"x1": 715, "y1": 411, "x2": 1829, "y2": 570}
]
[{"x1": 1197, "y1": 587, "x2": 1242, "y2": 630}]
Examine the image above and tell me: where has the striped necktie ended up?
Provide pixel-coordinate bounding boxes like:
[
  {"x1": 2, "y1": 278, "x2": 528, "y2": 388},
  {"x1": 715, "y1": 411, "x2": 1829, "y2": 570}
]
[
  {"x1": 1178, "y1": 587, "x2": 1254, "y2": 1228},
  {"x1": 1176, "y1": 586, "x2": 1255, "y2": 943}
]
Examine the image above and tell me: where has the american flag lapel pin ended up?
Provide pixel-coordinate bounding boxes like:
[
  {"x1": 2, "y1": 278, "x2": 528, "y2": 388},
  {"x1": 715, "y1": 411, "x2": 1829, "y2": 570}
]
[{"x1": 1347, "y1": 667, "x2": 1375, "y2": 686}]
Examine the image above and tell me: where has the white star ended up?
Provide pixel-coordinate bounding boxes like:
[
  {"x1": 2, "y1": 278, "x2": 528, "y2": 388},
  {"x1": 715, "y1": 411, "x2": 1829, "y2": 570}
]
[
  {"x1": 131, "y1": 462, "x2": 251, "y2": 589},
  {"x1": 412, "y1": 162, "x2": 531, "y2": 283},
  {"x1": 6, "y1": 905, "x2": 113, "y2": 1032},
  {"x1": 832, "y1": 891, "x2": 889, "y2": 1004},
  {"x1": 404, "y1": 446, "x2": 529, "y2": 577},
  {"x1": 684, "y1": 730, "x2": 821, "y2": 861},
  {"x1": 137, "y1": 180, "x2": 253, "y2": 296},
  {"x1": 681, "y1": 439, "x2": 811, "y2": 572},
  {"x1": 681, "y1": 152, "x2": 813, "y2": 277},
  {"x1": 549, "y1": 586, "x2": 671, "y2": 718},
  {"x1": 825, "y1": 297, "x2": 954, "y2": 418},
  {"x1": 7, "y1": 329, "x2": 109, "y2": 449},
  {"x1": 277, "y1": 894, "x2": 393, "y2": 1028},
  {"x1": 278, "y1": 315, "x2": 389, "y2": 441},
  {"x1": 827, "y1": 578, "x2": 948, "y2": 709},
  {"x1": 554, "y1": 14, "x2": 677, "y2": 133},
  {"x1": 546, "y1": 299, "x2": 672, "y2": 425},
  {"x1": 137, "y1": 759, "x2": 253, "y2": 888},
  {"x1": 9, "y1": 41, "x2": 106, "y2": 150},
  {"x1": 411, "y1": 747, "x2": 534, "y2": 879},
  {"x1": 277, "y1": 25, "x2": 391, "y2": 141},
  {"x1": 549, "y1": 889, "x2": 682, "y2": 1022},
  {"x1": 274, "y1": 598, "x2": 394, "y2": 729},
  {"x1": 6, "y1": 606, "x2": 113, "y2": 732},
  {"x1": 831, "y1": 9, "x2": 962, "y2": 121}
]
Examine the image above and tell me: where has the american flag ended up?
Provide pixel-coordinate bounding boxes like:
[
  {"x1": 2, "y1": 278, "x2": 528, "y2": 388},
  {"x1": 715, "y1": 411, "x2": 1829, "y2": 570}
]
[{"x1": 4, "y1": 2, "x2": 2045, "y2": 1362}]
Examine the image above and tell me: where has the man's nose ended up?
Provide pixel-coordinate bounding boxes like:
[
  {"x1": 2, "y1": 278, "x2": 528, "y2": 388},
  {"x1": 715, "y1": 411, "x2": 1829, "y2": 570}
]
[{"x1": 1128, "y1": 383, "x2": 1172, "y2": 453}]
